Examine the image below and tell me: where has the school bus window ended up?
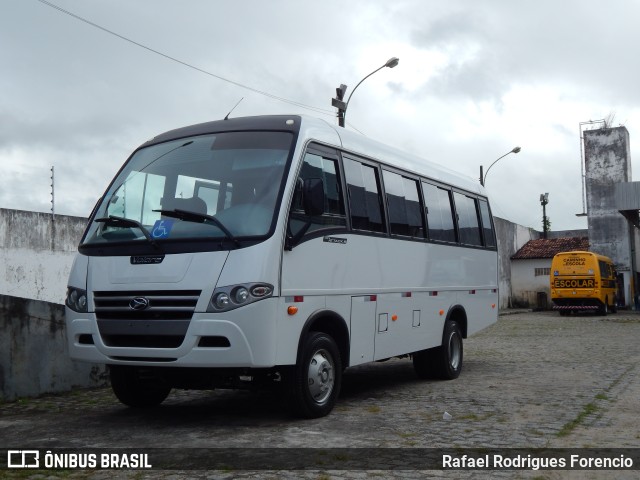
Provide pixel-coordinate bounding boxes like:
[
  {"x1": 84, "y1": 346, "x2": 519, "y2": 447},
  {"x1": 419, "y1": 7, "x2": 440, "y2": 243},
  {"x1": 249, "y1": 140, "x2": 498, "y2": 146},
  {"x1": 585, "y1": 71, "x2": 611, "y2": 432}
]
[
  {"x1": 382, "y1": 170, "x2": 424, "y2": 238},
  {"x1": 454, "y1": 192, "x2": 482, "y2": 246},
  {"x1": 422, "y1": 182, "x2": 456, "y2": 243},
  {"x1": 344, "y1": 158, "x2": 385, "y2": 233},
  {"x1": 289, "y1": 151, "x2": 346, "y2": 237},
  {"x1": 478, "y1": 199, "x2": 496, "y2": 248}
]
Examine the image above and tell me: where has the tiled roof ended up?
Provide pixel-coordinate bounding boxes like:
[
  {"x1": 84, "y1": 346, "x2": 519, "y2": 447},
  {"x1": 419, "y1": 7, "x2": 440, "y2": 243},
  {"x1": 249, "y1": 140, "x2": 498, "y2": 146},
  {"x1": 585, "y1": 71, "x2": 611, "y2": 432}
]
[{"x1": 511, "y1": 237, "x2": 590, "y2": 260}]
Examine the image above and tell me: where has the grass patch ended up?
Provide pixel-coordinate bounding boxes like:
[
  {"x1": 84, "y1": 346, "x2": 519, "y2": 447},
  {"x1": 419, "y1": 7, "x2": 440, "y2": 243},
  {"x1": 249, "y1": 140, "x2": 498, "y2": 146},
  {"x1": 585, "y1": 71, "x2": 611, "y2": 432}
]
[
  {"x1": 556, "y1": 402, "x2": 599, "y2": 437},
  {"x1": 365, "y1": 405, "x2": 381, "y2": 414},
  {"x1": 457, "y1": 412, "x2": 495, "y2": 422}
]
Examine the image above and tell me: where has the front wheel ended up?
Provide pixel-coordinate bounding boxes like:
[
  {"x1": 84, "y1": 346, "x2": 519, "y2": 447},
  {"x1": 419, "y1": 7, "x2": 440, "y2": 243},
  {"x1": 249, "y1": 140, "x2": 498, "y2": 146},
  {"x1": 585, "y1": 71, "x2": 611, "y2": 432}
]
[
  {"x1": 289, "y1": 332, "x2": 342, "y2": 418},
  {"x1": 109, "y1": 365, "x2": 171, "y2": 408},
  {"x1": 413, "y1": 319, "x2": 463, "y2": 380}
]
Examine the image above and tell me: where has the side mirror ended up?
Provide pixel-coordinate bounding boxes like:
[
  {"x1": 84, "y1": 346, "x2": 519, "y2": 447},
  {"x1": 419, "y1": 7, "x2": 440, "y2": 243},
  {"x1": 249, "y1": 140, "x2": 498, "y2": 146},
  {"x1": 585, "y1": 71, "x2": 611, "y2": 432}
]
[{"x1": 302, "y1": 178, "x2": 325, "y2": 216}]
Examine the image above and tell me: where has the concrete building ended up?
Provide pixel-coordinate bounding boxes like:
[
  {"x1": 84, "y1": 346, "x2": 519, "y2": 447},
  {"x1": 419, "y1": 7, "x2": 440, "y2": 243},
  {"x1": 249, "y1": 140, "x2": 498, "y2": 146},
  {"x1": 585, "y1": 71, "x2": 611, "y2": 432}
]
[{"x1": 584, "y1": 126, "x2": 639, "y2": 307}]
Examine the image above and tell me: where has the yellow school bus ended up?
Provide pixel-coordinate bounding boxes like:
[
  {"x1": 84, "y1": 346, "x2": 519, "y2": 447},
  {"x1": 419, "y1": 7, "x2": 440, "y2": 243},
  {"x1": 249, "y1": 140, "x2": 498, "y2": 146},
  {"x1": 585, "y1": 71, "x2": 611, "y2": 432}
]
[{"x1": 550, "y1": 251, "x2": 617, "y2": 315}]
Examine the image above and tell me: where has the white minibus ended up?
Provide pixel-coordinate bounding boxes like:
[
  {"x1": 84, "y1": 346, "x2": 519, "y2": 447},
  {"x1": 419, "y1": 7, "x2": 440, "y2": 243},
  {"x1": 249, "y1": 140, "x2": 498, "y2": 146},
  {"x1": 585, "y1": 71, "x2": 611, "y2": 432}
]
[{"x1": 65, "y1": 115, "x2": 498, "y2": 418}]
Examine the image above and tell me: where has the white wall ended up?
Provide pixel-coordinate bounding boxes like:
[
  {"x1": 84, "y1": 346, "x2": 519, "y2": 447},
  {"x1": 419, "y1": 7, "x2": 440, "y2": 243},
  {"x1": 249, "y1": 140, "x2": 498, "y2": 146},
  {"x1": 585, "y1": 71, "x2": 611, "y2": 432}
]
[
  {"x1": 494, "y1": 217, "x2": 540, "y2": 309},
  {"x1": 510, "y1": 258, "x2": 553, "y2": 309},
  {"x1": 0, "y1": 209, "x2": 86, "y2": 304}
]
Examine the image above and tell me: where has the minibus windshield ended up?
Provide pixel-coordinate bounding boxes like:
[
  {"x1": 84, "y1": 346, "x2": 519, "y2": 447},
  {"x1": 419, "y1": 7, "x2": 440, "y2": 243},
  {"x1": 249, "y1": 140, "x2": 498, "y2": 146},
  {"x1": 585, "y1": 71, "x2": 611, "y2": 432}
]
[{"x1": 82, "y1": 131, "x2": 293, "y2": 249}]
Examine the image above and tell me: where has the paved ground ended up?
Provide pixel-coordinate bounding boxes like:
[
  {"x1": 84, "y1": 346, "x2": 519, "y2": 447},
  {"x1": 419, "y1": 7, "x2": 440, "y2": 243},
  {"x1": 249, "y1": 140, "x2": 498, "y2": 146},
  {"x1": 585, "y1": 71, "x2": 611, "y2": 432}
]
[{"x1": 1, "y1": 311, "x2": 639, "y2": 479}]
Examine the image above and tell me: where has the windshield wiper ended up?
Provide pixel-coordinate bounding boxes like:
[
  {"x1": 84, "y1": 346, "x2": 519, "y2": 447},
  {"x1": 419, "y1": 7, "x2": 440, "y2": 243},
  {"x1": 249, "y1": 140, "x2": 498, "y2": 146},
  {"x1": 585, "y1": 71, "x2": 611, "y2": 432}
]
[
  {"x1": 153, "y1": 209, "x2": 240, "y2": 248},
  {"x1": 94, "y1": 215, "x2": 161, "y2": 249}
]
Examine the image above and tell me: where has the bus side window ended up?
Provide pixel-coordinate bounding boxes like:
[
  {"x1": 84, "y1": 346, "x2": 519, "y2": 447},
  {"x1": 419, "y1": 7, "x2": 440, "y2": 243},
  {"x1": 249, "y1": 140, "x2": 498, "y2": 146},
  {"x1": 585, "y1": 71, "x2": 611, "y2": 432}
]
[
  {"x1": 478, "y1": 199, "x2": 496, "y2": 248},
  {"x1": 343, "y1": 158, "x2": 386, "y2": 233},
  {"x1": 422, "y1": 182, "x2": 456, "y2": 243},
  {"x1": 382, "y1": 170, "x2": 424, "y2": 238},
  {"x1": 454, "y1": 192, "x2": 482, "y2": 246},
  {"x1": 289, "y1": 151, "x2": 346, "y2": 237}
]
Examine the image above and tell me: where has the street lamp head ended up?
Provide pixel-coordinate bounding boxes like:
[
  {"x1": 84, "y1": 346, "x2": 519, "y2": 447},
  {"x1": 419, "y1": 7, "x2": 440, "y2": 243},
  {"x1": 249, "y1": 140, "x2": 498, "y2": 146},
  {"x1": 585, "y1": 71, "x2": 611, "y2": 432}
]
[
  {"x1": 334, "y1": 56, "x2": 400, "y2": 127},
  {"x1": 385, "y1": 57, "x2": 400, "y2": 68},
  {"x1": 480, "y1": 145, "x2": 522, "y2": 186}
]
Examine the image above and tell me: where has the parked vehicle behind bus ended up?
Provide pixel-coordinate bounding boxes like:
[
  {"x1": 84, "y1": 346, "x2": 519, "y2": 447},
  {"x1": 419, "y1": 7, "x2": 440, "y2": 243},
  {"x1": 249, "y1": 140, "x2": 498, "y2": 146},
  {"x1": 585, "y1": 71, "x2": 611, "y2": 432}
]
[
  {"x1": 550, "y1": 251, "x2": 617, "y2": 315},
  {"x1": 65, "y1": 115, "x2": 499, "y2": 418}
]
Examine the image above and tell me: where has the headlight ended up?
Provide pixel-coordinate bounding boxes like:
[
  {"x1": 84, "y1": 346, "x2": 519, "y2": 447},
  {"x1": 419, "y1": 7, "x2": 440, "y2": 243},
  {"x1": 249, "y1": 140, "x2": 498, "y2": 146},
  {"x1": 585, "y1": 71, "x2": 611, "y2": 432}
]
[
  {"x1": 208, "y1": 283, "x2": 274, "y2": 312},
  {"x1": 233, "y1": 287, "x2": 250, "y2": 304},
  {"x1": 66, "y1": 287, "x2": 88, "y2": 313},
  {"x1": 213, "y1": 292, "x2": 230, "y2": 309}
]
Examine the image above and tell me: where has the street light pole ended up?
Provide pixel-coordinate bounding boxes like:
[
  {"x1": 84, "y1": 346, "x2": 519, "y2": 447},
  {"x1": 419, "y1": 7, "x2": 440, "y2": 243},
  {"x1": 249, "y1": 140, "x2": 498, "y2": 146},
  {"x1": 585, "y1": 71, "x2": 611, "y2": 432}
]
[
  {"x1": 332, "y1": 57, "x2": 399, "y2": 128},
  {"x1": 480, "y1": 146, "x2": 521, "y2": 186}
]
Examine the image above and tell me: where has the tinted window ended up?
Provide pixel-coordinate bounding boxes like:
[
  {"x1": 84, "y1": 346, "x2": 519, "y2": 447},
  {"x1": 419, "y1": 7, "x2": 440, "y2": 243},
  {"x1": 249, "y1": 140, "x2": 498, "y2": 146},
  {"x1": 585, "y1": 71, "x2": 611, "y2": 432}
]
[
  {"x1": 343, "y1": 158, "x2": 385, "y2": 233},
  {"x1": 478, "y1": 199, "x2": 496, "y2": 248},
  {"x1": 454, "y1": 192, "x2": 482, "y2": 246},
  {"x1": 422, "y1": 182, "x2": 456, "y2": 242},
  {"x1": 289, "y1": 151, "x2": 346, "y2": 237},
  {"x1": 383, "y1": 170, "x2": 424, "y2": 237}
]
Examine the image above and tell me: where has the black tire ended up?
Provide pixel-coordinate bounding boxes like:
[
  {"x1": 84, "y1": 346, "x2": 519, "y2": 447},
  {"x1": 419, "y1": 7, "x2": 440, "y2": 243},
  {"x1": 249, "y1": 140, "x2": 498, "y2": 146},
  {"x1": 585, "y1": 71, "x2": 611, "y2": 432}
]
[
  {"x1": 611, "y1": 296, "x2": 618, "y2": 313},
  {"x1": 289, "y1": 331, "x2": 342, "y2": 418},
  {"x1": 109, "y1": 365, "x2": 171, "y2": 408},
  {"x1": 413, "y1": 319, "x2": 463, "y2": 380},
  {"x1": 599, "y1": 299, "x2": 609, "y2": 316}
]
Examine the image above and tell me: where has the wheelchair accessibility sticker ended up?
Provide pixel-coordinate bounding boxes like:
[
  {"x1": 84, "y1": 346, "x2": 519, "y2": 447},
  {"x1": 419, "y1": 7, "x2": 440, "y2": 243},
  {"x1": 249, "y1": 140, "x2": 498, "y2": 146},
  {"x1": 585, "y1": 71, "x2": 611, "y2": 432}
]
[{"x1": 151, "y1": 220, "x2": 174, "y2": 239}]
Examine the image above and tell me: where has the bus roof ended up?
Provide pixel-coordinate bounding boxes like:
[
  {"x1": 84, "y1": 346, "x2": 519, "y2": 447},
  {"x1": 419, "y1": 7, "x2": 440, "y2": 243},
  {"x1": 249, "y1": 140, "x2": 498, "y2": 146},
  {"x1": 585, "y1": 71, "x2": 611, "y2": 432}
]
[
  {"x1": 552, "y1": 251, "x2": 614, "y2": 263},
  {"x1": 140, "y1": 114, "x2": 484, "y2": 196}
]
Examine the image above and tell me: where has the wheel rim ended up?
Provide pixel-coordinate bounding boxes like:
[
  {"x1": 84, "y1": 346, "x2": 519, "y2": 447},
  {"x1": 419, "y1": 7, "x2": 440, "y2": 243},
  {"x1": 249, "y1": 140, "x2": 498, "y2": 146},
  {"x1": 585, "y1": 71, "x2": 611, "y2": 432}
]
[
  {"x1": 307, "y1": 348, "x2": 335, "y2": 405},
  {"x1": 448, "y1": 332, "x2": 462, "y2": 370}
]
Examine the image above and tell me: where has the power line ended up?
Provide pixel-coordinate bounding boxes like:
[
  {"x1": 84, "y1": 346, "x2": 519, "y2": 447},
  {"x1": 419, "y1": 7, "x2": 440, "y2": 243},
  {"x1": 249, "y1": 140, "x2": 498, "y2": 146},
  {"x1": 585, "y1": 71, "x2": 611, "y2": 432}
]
[{"x1": 35, "y1": 0, "x2": 334, "y2": 116}]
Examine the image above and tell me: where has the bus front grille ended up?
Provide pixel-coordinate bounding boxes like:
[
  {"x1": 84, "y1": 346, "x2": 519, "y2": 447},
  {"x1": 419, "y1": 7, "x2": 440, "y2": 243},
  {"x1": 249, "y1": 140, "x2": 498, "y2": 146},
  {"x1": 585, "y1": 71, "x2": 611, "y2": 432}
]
[{"x1": 93, "y1": 290, "x2": 201, "y2": 348}]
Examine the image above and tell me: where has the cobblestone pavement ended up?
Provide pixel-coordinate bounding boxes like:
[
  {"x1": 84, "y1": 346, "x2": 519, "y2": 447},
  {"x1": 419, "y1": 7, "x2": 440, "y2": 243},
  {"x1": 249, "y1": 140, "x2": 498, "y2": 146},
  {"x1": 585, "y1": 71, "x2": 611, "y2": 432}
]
[{"x1": 1, "y1": 311, "x2": 639, "y2": 479}]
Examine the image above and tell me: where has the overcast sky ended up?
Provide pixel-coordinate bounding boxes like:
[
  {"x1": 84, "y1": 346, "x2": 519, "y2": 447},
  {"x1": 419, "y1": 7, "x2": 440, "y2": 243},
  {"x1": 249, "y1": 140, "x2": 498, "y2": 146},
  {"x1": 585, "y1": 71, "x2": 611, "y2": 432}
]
[{"x1": 2, "y1": 0, "x2": 639, "y2": 231}]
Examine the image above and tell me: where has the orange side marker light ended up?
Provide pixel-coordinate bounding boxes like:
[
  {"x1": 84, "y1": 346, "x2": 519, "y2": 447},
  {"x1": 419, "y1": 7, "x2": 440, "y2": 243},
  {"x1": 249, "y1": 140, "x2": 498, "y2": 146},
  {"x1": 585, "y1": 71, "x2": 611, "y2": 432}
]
[
  {"x1": 287, "y1": 306, "x2": 298, "y2": 316},
  {"x1": 439, "y1": 309, "x2": 444, "y2": 316},
  {"x1": 392, "y1": 314, "x2": 398, "y2": 321}
]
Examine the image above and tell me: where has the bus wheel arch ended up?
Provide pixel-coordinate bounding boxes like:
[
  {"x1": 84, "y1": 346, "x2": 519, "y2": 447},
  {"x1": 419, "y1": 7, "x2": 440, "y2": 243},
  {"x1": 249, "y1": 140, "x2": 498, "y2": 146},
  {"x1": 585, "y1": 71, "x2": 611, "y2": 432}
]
[
  {"x1": 413, "y1": 305, "x2": 466, "y2": 380},
  {"x1": 446, "y1": 306, "x2": 468, "y2": 339},
  {"x1": 289, "y1": 311, "x2": 348, "y2": 418},
  {"x1": 296, "y1": 310, "x2": 350, "y2": 369}
]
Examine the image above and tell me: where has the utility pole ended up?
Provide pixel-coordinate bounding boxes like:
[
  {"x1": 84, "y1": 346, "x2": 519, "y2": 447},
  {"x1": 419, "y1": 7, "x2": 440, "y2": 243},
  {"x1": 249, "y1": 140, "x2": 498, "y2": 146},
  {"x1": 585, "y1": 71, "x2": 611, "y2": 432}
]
[
  {"x1": 50, "y1": 166, "x2": 56, "y2": 251},
  {"x1": 540, "y1": 193, "x2": 549, "y2": 239},
  {"x1": 332, "y1": 84, "x2": 347, "y2": 127},
  {"x1": 50, "y1": 166, "x2": 55, "y2": 217}
]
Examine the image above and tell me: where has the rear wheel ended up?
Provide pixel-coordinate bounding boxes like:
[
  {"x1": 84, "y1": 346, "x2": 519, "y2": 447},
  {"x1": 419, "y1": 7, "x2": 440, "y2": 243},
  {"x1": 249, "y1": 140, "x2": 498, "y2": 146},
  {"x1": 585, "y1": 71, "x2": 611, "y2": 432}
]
[
  {"x1": 599, "y1": 298, "x2": 609, "y2": 316},
  {"x1": 289, "y1": 331, "x2": 342, "y2": 418},
  {"x1": 413, "y1": 319, "x2": 463, "y2": 380},
  {"x1": 109, "y1": 365, "x2": 171, "y2": 407}
]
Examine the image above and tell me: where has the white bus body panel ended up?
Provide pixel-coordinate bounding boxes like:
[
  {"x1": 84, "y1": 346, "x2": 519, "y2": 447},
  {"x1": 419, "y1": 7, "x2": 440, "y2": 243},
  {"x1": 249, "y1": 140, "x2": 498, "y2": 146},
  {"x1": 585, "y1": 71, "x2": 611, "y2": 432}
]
[{"x1": 282, "y1": 233, "x2": 498, "y2": 366}]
